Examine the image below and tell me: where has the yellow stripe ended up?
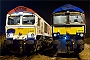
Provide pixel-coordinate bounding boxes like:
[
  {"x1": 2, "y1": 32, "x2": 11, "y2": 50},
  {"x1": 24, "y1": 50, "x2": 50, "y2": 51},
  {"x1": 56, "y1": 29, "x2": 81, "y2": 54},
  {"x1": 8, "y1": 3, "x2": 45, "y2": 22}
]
[
  {"x1": 53, "y1": 26, "x2": 84, "y2": 34},
  {"x1": 6, "y1": 28, "x2": 35, "y2": 35}
]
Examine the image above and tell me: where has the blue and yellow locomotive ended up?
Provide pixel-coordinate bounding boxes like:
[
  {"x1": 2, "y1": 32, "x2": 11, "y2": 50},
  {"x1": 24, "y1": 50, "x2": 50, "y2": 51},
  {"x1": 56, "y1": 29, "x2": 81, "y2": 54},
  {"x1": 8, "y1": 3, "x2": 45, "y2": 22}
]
[{"x1": 52, "y1": 4, "x2": 86, "y2": 54}]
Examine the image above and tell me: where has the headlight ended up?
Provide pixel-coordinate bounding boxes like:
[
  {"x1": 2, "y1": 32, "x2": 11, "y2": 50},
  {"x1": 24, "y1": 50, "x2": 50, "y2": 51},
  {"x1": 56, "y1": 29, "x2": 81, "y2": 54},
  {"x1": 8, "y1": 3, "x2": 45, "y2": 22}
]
[
  {"x1": 54, "y1": 34, "x2": 57, "y2": 37},
  {"x1": 27, "y1": 33, "x2": 35, "y2": 38},
  {"x1": 57, "y1": 33, "x2": 60, "y2": 35},
  {"x1": 80, "y1": 34, "x2": 84, "y2": 37},
  {"x1": 77, "y1": 33, "x2": 79, "y2": 35},
  {"x1": 64, "y1": 37, "x2": 67, "y2": 39},
  {"x1": 31, "y1": 33, "x2": 34, "y2": 37},
  {"x1": 8, "y1": 33, "x2": 14, "y2": 37},
  {"x1": 27, "y1": 33, "x2": 31, "y2": 37}
]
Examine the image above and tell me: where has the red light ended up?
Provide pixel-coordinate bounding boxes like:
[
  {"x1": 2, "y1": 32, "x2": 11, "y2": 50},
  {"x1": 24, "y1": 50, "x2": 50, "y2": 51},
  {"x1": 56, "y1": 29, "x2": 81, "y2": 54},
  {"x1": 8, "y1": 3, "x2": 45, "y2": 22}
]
[
  {"x1": 23, "y1": 38, "x2": 26, "y2": 41},
  {"x1": 72, "y1": 39, "x2": 74, "y2": 41}
]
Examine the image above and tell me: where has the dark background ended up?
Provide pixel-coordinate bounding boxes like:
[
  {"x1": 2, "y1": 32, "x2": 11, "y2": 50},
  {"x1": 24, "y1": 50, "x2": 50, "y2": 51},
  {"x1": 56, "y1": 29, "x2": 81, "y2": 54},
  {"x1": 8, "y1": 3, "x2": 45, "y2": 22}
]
[{"x1": 0, "y1": 1, "x2": 90, "y2": 37}]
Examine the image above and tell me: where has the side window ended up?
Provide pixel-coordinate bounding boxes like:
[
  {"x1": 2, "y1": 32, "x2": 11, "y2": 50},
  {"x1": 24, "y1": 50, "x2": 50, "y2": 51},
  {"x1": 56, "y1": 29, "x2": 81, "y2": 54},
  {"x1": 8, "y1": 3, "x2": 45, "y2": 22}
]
[
  {"x1": 38, "y1": 18, "x2": 40, "y2": 26},
  {"x1": 44, "y1": 23, "x2": 47, "y2": 33}
]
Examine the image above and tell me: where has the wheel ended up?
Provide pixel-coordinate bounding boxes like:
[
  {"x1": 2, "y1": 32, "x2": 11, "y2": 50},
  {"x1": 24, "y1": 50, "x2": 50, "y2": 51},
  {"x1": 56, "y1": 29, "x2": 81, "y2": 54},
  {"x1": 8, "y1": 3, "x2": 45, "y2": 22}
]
[
  {"x1": 53, "y1": 44, "x2": 58, "y2": 52},
  {"x1": 80, "y1": 44, "x2": 84, "y2": 50},
  {"x1": 34, "y1": 40, "x2": 41, "y2": 54},
  {"x1": 75, "y1": 39, "x2": 84, "y2": 53},
  {"x1": 53, "y1": 40, "x2": 61, "y2": 52}
]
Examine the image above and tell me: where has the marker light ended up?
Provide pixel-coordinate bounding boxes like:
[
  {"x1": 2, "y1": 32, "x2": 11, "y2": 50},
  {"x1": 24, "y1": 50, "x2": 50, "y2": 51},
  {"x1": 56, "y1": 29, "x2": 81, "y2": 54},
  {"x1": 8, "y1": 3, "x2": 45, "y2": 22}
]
[
  {"x1": 18, "y1": 12, "x2": 23, "y2": 16},
  {"x1": 31, "y1": 33, "x2": 34, "y2": 37},
  {"x1": 80, "y1": 34, "x2": 84, "y2": 37},
  {"x1": 27, "y1": 33, "x2": 31, "y2": 38},
  {"x1": 73, "y1": 42, "x2": 74, "y2": 44},
  {"x1": 72, "y1": 39, "x2": 74, "y2": 41},
  {"x1": 18, "y1": 12, "x2": 23, "y2": 14},
  {"x1": 8, "y1": 33, "x2": 14, "y2": 37},
  {"x1": 64, "y1": 37, "x2": 67, "y2": 39},
  {"x1": 67, "y1": 11, "x2": 69, "y2": 13},
  {"x1": 77, "y1": 33, "x2": 79, "y2": 35},
  {"x1": 54, "y1": 34, "x2": 57, "y2": 37},
  {"x1": 58, "y1": 33, "x2": 60, "y2": 35}
]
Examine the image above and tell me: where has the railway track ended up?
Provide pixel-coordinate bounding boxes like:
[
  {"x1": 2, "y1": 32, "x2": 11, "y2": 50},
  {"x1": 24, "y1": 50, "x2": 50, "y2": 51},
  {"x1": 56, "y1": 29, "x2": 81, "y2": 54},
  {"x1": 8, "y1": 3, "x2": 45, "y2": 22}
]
[
  {"x1": 0, "y1": 43, "x2": 90, "y2": 60},
  {"x1": 0, "y1": 52, "x2": 80, "y2": 60},
  {"x1": 0, "y1": 49, "x2": 88, "y2": 60},
  {"x1": 0, "y1": 50, "x2": 37, "y2": 60},
  {"x1": 0, "y1": 46, "x2": 80, "y2": 60},
  {"x1": 52, "y1": 53, "x2": 81, "y2": 60},
  {"x1": 0, "y1": 45, "x2": 54, "y2": 60},
  {"x1": 49, "y1": 50, "x2": 81, "y2": 60}
]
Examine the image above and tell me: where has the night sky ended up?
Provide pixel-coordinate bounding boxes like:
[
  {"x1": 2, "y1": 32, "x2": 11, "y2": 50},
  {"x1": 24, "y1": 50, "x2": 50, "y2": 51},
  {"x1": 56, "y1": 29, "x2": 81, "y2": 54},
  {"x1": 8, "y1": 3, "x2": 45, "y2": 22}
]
[{"x1": 0, "y1": 1, "x2": 90, "y2": 37}]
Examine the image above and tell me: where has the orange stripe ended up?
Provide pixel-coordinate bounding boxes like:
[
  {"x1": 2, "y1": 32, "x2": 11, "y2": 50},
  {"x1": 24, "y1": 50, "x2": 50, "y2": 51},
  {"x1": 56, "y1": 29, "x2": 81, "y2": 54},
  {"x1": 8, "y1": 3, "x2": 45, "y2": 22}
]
[{"x1": 8, "y1": 6, "x2": 36, "y2": 14}]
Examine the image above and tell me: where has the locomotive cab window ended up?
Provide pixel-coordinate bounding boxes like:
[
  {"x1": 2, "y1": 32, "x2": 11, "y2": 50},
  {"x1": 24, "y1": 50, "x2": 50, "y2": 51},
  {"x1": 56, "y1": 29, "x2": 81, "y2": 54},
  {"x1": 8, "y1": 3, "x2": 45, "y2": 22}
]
[
  {"x1": 69, "y1": 14, "x2": 83, "y2": 24},
  {"x1": 22, "y1": 15, "x2": 35, "y2": 25},
  {"x1": 53, "y1": 14, "x2": 67, "y2": 24},
  {"x1": 8, "y1": 16, "x2": 20, "y2": 25}
]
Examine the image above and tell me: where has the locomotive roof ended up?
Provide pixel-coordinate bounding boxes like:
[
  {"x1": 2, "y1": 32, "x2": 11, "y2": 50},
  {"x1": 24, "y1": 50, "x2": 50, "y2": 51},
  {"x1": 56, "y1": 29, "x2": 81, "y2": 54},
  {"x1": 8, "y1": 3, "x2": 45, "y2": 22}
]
[
  {"x1": 8, "y1": 6, "x2": 36, "y2": 14},
  {"x1": 53, "y1": 4, "x2": 84, "y2": 13}
]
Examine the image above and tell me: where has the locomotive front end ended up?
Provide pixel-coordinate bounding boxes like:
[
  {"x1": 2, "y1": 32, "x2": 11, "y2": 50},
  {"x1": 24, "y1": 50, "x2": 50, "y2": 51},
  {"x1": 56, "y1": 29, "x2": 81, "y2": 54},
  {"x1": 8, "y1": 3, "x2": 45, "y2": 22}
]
[
  {"x1": 53, "y1": 25, "x2": 85, "y2": 53},
  {"x1": 52, "y1": 4, "x2": 86, "y2": 54},
  {"x1": 4, "y1": 6, "x2": 37, "y2": 53}
]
